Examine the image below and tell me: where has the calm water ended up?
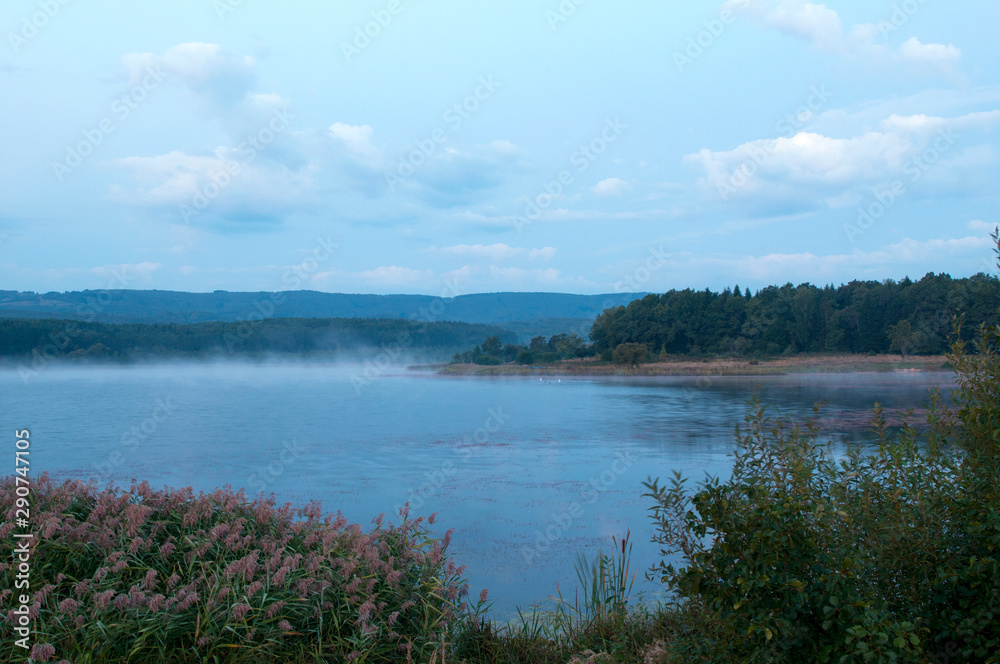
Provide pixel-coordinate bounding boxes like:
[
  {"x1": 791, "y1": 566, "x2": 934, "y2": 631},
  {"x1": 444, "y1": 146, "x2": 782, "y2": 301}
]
[{"x1": 0, "y1": 363, "x2": 955, "y2": 615}]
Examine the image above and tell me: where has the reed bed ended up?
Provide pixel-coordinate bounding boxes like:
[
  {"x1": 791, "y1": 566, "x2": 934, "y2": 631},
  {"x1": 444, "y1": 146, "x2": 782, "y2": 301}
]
[{"x1": 1, "y1": 475, "x2": 469, "y2": 663}]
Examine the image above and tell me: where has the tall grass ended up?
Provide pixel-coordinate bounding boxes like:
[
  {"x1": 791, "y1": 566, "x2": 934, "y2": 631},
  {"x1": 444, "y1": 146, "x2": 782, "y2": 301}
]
[{"x1": 1, "y1": 478, "x2": 469, "y2": 663}]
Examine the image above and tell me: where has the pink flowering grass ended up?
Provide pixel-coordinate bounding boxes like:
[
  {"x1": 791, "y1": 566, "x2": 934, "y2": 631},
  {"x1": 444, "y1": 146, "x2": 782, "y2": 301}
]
[{"x1": 1, "y1": 474, "x2": 470, "y2": 663}]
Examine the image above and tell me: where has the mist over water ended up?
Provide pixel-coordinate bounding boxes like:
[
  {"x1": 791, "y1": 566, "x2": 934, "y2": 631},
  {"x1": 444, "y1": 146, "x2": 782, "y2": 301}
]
[{"x1": 0, "y1": 362, "x2": 955, "y2": 615}]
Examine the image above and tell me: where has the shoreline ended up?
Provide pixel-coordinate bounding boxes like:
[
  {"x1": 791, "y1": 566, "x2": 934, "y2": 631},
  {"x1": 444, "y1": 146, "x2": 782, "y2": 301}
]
[{"x1": 429, "y1": 354, "x2": 952, "y2": 377}]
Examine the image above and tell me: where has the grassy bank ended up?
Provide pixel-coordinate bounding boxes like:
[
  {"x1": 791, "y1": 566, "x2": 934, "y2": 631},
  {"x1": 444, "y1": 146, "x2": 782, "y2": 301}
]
[{"x1": 436, "y1": 353, "x2": 951, "y2": 377}]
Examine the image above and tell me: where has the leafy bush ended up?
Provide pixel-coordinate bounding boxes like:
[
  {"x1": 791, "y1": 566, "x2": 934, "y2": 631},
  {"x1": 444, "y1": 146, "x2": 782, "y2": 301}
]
[
  {"x1": 0, "y1": 480, "x2": 468, "y2": 663},
  {"x1": 611, "y1": 343, "x2": 648, "y2": 368},
  {"x1": 516, "y1": 350, "x2": 535, "y2": 365},
  {"x1": 642, "y1": 230, "x2": 1000, "y2": 664}
]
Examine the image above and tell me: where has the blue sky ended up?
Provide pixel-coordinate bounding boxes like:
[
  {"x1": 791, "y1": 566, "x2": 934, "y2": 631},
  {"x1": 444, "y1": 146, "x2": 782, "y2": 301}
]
[{"x1": 1, "y1": 0, "x2": 998, "y2": 296}]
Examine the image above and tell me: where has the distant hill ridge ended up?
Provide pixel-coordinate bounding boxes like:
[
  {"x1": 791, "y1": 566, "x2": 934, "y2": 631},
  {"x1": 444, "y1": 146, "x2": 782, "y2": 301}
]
[{"x1": 0, "y1": 290, "x2": 646, "y2": 339}]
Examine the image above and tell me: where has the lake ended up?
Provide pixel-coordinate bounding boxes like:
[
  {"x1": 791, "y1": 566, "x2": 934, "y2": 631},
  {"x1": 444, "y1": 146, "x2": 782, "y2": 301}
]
[{"x1": 0, "y1": 362, "x2": 956, "y2": 616}]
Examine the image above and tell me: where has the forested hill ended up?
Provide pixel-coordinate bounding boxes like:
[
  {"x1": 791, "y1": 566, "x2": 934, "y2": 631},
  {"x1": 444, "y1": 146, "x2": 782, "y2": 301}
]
[
  {"x1": 0, "y1": 317, "x2": 518, "y2": 363},
  {"x1": 0, "y1": 290, "x2": 643, "y2": 329},
  {"x1": 589, "y1": 273, "x2": 1000, "y2": 357}
]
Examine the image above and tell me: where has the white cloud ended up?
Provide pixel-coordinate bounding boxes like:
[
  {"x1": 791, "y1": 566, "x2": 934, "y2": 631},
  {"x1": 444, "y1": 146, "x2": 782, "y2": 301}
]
[
  {"x1": 969, "y1": 219, "x2": 998, "y2": 234},
  {"x1": 900, "y1": 37, "x2": 961, "y2": 68},
  {"x1": 593, "y1": 177, "x2": 631, "y2": 196},
  {"x1": 111, "y1": 146, "x2": 312, "y2": 225},
  {"x1": 636, "y1": 233, "x2": 996, "y2": 287},
  {"x1": 329, "y1": 123, "x2": 382, "y2": 168},
  {"x1": 685, "y1": 110, "x2": 1000, "y2": 206},
  {"x1": 725, "y1": 0, "x2": 961, "y2": 74},
  {"x1": 529, "y1": 247, "x2": 558, "y2": 260},
  {"x1": 122, "y1": 43, "x2": 256, "y2": 105}
]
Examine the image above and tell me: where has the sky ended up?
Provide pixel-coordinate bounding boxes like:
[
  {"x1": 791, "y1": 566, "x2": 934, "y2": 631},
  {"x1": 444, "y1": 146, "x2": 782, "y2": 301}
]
[{"x1": 1, "y1": 0, "x2": 998, "y2": 296}]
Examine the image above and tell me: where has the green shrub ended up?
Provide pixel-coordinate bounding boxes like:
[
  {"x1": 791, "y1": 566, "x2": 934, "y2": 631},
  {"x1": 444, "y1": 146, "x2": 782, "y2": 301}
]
[
  {"x1": 612, "y1": 343, "x2": 648, "y2": 368},
  {"x1": 642, "y1": 229, "x2": 1000, "y2": 664},
  {"x1": 515, "y1": 350, "x2": 535, "y2": 365}
]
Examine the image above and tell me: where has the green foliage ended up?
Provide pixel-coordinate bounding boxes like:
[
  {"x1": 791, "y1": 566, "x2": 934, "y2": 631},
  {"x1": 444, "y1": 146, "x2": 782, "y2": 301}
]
[
  {"x1": 552, "y1": 531, "x2": 637, "y2": 628},
  {"x1": 611, "y1": 343, "x2": 648, "y2": 368},
  {"x1": 590, "y1": 272, "x2": 1000, "y2": 357},
  {"x1": 641, "y1": 231, "x2": 1000, "y2": 663},
  {"x1": 452, "y1": 333, "x2": 593, "y2": 365},
  {"x1": 0, "y1": 317, "x2": 518, "y2": 362},
  {"x1": 516, "y1": 350, "x2": 535, "y2": 365}
]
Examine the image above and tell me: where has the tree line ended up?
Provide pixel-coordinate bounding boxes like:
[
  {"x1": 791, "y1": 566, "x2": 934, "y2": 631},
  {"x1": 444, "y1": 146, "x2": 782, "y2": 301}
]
[
  {"x1": 590, "y1": 272, "x2": 1000, "y2": 358},
  {"x1": 451, "y1": 332, "x2": 592, "y2": 365},
  {"x1": 0, "y1": 317, "x2": 518, "y2": 362}
]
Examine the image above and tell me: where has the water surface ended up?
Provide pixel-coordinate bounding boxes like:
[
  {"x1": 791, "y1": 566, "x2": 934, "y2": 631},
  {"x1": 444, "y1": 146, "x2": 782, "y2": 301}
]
[{"x1": 0, "y1": 363, "x2": 955, "y2": 615}]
